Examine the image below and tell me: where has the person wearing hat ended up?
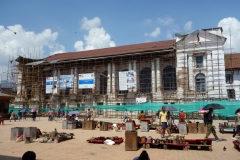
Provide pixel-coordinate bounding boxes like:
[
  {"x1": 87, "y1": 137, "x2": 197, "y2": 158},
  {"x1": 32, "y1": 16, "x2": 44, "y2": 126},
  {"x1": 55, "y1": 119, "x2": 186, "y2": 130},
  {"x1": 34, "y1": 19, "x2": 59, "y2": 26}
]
[
  {"x1": 179, "y1": 109, "x2": 185, "y2": 122},
  {"x1": 232, "y1": 109, "x2": 240, "y2": 139}
]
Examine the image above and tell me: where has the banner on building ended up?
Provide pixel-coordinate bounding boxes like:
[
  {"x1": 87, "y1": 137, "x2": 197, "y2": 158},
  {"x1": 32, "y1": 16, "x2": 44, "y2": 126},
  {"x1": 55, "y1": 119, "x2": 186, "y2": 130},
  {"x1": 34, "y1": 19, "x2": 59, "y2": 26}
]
[
  {"x1": 60, "y1": 75, "x2": 74, "y2": 89},
  {"x1": 136, "y1": 97, "x2": 147, "y2": 103},
  {"x1": 78, "y1": 73, "x2": 95, "y2": 89},
  {"x1": 46, "y1": 77, "x2": 58, "y2": 93},
  {"x1": 119, "y1": 70, "x2": 135, "y2": 90}
]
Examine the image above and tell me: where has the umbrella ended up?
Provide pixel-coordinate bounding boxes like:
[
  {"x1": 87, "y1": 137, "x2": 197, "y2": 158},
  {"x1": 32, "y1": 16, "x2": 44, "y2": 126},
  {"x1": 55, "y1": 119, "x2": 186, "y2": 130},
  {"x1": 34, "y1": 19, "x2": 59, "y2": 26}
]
[
  {"x1": 202, "y1": 103, "x2": 225, "y2": 110},
  {"x1": 68, "y1": 111, "x2": 80, "y2": 115},
  {"x1": 198, "y1": 108, "x2": 207, "y2": 113},
  {"x1": 235, "y1": 108, "x2": 240, "y2": 114},
  {"x1": 20, "y1": 108, "x2": 28, "y2": 112},
  {"x1": 164, "y1": 106, "x2": 177, "y2": 111},
  {"x1": 31, "y1": 108, "x2": 36, "y2": 112}
]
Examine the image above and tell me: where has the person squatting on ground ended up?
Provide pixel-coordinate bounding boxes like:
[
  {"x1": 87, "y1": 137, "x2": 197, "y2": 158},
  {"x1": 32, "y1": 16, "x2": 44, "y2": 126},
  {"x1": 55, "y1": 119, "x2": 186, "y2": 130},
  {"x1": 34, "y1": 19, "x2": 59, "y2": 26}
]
[
  {"x1": 0, "y1": 110, "x2": 4, "y2": 125},
  {"x1": 232, "y1": 109, "x2": 240, "y2": 139},
  {"x1": 204, "y1": 108, "x2": 216, "y2": 138},
  {"x1": 123, "y1": 109, "x2": 128, "y2": 122},
  {"x1": 159, "y1": 106, "x2": 168, "y2": 138},
  {"x1": 22, "y1": 151, "x2": 36, "y2": 160},
  {"x1": 133, "y1": 150, "x2": 150, "y2": 160}
]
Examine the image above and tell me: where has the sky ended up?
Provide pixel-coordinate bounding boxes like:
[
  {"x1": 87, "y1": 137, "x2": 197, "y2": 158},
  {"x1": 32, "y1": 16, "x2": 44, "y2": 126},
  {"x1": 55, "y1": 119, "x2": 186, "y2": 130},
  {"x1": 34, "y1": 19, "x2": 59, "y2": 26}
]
[{"x1": 0, "y1": 0, "x2": 240, "y2": 80}]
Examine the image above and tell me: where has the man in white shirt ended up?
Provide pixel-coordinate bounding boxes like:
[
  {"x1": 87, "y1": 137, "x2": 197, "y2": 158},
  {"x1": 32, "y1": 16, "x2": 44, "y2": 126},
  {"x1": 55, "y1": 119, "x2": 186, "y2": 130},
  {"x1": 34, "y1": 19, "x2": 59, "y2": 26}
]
[{"x1": 123, "y1": 109, "x2": 128, "y2": 122}]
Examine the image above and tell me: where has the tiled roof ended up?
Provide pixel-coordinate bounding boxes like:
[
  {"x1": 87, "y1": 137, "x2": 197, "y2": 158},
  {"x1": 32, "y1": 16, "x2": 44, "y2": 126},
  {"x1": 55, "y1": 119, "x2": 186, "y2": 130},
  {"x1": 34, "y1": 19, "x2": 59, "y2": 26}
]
[
  {"x1": 0, "y1": 92, "x2": 15, "y2": 99},
  {"x1": 44, "y1": 40, "x2": 175, "y2": 62},
  {"x1": 225, "y1": 53, "x2": 240, "y2": 69}
]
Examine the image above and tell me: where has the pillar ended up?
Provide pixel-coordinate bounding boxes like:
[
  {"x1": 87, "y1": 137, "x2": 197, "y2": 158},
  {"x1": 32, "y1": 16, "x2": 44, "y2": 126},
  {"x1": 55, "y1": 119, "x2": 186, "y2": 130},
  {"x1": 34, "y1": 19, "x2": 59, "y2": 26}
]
[
  {"x1": 133, "y1": 60, "x2": 137, "y2": 92},
  {"x1": 112, "y1": 63, "x2": 115, "y2": 94},
  {"x1": 128, "y1": 61, "x2": 132, "y2": 71},
  {"x1": 188, "y1": 54, "x2": 194, "y2": 90},
  {"x1": 74, "y1": 67, "x2": 78, "y2": 94},
  {"x1": 156, "y1": 58, "x2": 161, "y2": 92},
  {"x1": 151, "y1": 60, "x2": 156, "y2": 93},
  {"x1": 107, "y1": 63, "x2": 112, "y2": 94}
]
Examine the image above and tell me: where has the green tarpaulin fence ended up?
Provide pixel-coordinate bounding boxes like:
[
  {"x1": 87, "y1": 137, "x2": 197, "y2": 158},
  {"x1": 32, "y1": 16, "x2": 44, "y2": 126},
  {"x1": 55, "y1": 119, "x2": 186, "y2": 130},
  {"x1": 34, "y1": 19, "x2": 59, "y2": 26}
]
[
  {"x1": 92, "y1": 101, "x2": 240, "y2": 117},
  {"x1": 8, "y1": 107, "x2": 86, "y2": 115},
  {"x1": 8, "y1": 101, "x2": 240, "y2": 117}
]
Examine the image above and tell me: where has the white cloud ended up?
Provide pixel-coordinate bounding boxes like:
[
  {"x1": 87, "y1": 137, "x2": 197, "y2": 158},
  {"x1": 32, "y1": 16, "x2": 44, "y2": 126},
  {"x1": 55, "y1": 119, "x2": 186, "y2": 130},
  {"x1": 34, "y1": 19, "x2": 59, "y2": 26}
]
[
  {"x1": 166, "y1": 30, "x2": 173, "y2": 39},
  {"x1": 145, "y1": 27, "x2": 161, "y2": 38},
  {"x1": 81, "y1": 17, "x2": 101, "y2": 30},
  {"x1": 157, "y1": 16, "x2": 174, "y2": 25},
  {"x1": 0, "y1": 24, "x2": 65, "y2": 79},
  {"x1": 74, "y1": 17, "x2": 116, "y2": 51},
  {"x1": 184, "y1": 21, "x2": 192, "y2": 31},
  {"x1": 218, "y1": 17, "x2": 240, "y2": 53},
  {"x1": 144, "y1": 19, "x2": 152, "y2": 25}
]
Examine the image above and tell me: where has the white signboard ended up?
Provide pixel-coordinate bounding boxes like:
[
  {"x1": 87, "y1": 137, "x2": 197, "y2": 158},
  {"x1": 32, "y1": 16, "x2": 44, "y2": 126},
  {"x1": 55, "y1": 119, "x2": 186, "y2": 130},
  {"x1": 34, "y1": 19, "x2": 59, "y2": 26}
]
[
  {"x1": 119, "y1": 70, "x2": 135, "y2": 90},
  {"x1": 60, "y1": 75, "x2": 74, "y2": 89},
  {"x1": 78, "y1": 73, "x2": 95, "y2": 89},
  {"x1": 46, "y1": 77, "x2": 57, "y2": 93},
  {"x1": 136, "y1": 97, "x2": 147, "y2": 103}
]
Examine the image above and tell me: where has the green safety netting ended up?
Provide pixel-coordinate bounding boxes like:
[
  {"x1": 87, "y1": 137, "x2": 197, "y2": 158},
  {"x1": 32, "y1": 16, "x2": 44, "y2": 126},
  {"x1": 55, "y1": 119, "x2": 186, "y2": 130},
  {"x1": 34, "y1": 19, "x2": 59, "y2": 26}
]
[
  {"x1": 8, "y1": 101, "x2": 240, "y2": 117},
  {"x1": 92, "y1": 101, "x2": 240, "y2": 117},
  {"x1": 8, "y1": 107, "x2": 86, "y2": 115}
]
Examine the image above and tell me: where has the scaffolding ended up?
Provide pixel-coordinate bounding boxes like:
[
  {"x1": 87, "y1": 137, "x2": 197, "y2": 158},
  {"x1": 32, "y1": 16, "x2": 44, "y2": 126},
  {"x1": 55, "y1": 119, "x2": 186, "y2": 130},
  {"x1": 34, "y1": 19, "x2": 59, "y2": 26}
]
[{"x1": 7, "y1": 27, "x2": 240, "y2": 118}]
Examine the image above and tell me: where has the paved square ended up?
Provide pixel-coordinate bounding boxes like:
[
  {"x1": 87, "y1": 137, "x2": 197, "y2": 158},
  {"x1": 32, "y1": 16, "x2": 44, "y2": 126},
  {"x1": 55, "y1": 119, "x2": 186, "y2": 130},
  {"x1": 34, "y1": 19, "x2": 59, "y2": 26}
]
[{"x1": 0, "y1": 118, "x2": 239, "y2": 160}]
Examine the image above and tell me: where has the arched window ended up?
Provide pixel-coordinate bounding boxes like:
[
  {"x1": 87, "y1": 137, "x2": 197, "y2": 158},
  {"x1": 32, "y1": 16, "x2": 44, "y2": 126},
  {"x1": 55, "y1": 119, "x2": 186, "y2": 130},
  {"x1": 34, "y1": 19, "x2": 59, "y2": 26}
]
[
  {"x1": 163, "y1": 66, "x2": 177, "y2": 91},
  {"x1": 195, "y1": 73, "x2": 206, "y2": 92},
  {"x1": 140, "y1": 67, "x2": 151, "y2": 93},
  {"x1": 119, "y1": 69, "x2": 128, "y2": 94},
  {"x1": 100, "y1": 71, "x2": 108, "y2": 94}
]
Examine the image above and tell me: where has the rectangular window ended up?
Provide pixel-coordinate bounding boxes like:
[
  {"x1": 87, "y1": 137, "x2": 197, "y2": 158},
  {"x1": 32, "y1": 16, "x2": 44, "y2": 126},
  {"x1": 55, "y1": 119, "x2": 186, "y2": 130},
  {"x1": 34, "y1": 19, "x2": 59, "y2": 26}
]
[
  {"x1": 225, "y1": 74, "x2": 233, "y2": 84},
  {"x1": 227, "y1": 89, "x2": 235, "y2": 99},
  {"x1": 196, "y1": 56, "x2": 203, "y2": 68}
]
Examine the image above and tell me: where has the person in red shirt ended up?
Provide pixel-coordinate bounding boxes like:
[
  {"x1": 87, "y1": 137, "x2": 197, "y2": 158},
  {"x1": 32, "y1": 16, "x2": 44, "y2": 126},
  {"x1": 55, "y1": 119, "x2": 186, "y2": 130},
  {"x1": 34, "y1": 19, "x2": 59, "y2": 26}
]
[
  {"x1": 0, "y1": 110, "x2": 4, "y2": 125},
  {"x1": 179, "y1": 109, "x2": 185, "y2": 122}
]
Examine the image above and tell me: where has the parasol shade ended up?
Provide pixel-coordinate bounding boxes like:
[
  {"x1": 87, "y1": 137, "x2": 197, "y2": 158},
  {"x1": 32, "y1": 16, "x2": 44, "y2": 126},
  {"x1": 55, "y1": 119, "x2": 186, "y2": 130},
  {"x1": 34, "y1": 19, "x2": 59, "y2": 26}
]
[
  {"x1": 164, "y1": 106, "x2": 177, "y2": 111},
  {"x1": 31, "y1": 108, "x2": 36, "y2": 112},
  {"x1": 68, "y1": 111, "x2": 80, "y2": 115},
  {"x1": 202, "y1": 103, "x2": 225, "y2": 110},
  {"x1": 235, "y1": 108, "x2": 240, "y2": 114}
]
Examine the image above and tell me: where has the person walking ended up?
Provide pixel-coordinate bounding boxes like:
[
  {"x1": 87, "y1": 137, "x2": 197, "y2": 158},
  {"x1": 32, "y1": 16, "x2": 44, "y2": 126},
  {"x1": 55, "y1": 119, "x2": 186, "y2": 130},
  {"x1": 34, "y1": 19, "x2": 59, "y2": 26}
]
[
  {"x1": 61, "y1": 110, "x2": 65, "y2": 120},
  {"x1": 10, "y1": 111, "x2": 16, "y2": 122},
  {"x1": 57, "y1": 109, "x2": 61, "y2": 122},
  {"x1": 48, "y1": 109, "x2": 52, "y2": 121},
  {"x1": 0, "y1": 110, "x2": 4, "y2": 125},
  {"x1": 18, "y1": 110, "x2": 22, "y2": 121},
  {"x1": 232, "y1": 109, "x2": 240, "y2": 139},
  {"x1": 159, "y1": 106, "x2": 168, "y2": 138},
  {"x1": 123, "y1": 109, "x2": 128, "y2": 122},
  {"x1": 32, "y1": 111, "x2": 36, "y2": 121},
  {"x1": 204, "y1": 108, "x2": 219, "y2": 140},
  {"x1": 86, "y1": 109, "x2": 91, "y2": 120}
]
